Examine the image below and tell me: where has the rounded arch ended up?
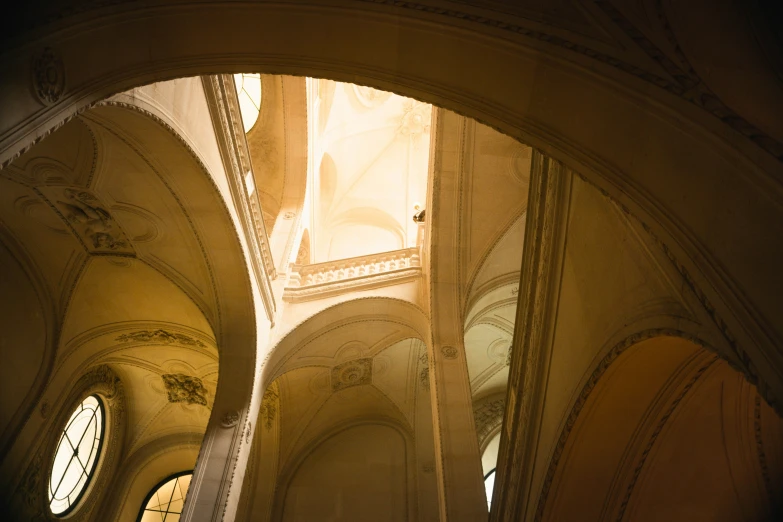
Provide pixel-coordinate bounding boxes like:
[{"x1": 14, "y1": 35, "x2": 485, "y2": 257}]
[
  {"x1": 263, "y1": 297, "x2": 429, "y2": 385},
  {"x1": 537, "y1": 333, "x2": 783, "y2": 522},
  {"x1": 1, "y1": 2, "x2": 782, "y2": 402},
  {"x1": 100, "y1": 433, "x2": 203, "y2": 522},
  {"x1": 135, "y1": 469, "x2": 194, "y2": 522}
]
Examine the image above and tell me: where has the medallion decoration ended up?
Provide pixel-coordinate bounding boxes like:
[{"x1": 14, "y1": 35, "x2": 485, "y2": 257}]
[
  {"x1": 441, "y1": 346, "x2": 458, "y2": 359},
  {"x1": 161, "y1": 374, "x2": 209, "y2": 406},
  {"x1": 221, "y1": 410, "x2": 240, "y2": 428},
  {"x1": 331, "y1": 358, "x2": 373, "y2": 392},
  {"x1": 33, "y1": 47, "x2": 65, "y2": 105}
]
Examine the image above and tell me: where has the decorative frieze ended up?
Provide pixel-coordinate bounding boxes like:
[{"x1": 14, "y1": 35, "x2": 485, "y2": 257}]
[
  {"x1": 284, "y1": 247, "x2": 421, "y2": 302},
  {"x1": 116, "y1": 329, "x2": 207, "y2": 348}
]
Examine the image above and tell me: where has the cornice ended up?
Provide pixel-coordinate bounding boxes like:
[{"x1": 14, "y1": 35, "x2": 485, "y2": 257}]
[{"x1": 201, "y1": 74, "x2": 278, "y2": 325}]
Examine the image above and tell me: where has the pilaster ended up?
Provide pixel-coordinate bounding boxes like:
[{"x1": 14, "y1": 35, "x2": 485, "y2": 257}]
[
  {"x1": 491, "y1": 152, "x2": 572, "y2": 522},
  {"x1": 425, "y1": 108, "x2": 487, "y2": 521}
]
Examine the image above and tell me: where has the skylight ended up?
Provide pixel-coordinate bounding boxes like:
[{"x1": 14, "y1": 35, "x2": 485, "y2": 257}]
[{"x1": 306, "y1": 79, "x2": 432, "y2": 262}]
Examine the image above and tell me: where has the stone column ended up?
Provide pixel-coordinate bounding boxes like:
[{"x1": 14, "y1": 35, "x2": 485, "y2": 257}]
[{"x1": 424, "y1": 108, "x2": 487, "y2": 521}]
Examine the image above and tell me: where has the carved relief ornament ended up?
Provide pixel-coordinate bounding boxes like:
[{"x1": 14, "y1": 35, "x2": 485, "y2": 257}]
[
  {"x1": 331, "y1": 358, "x2": 373, "y2": 392},
  {"x1": 116, "y1": 329, "x2": 207, "y2": 348},
  {"x1": 161, "y1": 373, "x2": 209, "y2": 406},
  {"x1": 38, "y1": 186, "x2": 134, "y2": 255},
  {"x1": 32, "y1": 47, "x2": 65, "y2": 105}
]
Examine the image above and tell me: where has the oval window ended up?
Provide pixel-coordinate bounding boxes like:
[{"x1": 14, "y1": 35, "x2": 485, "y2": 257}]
[
  {"x1": 137, "y1": 472, "x2": 193, "y2": 522},
  {"x1": 49, "y1": 395, "x2": 104, "y2": 515}
]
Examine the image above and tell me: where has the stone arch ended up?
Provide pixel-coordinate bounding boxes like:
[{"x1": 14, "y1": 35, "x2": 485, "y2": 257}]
[
  {"x1": 263, "y1": 297, "x2": 429, "y2": 386},
  {"x1": 536, "y1": 333, "x2": 783, "y2": 522},
  {"x1": 2, "y1": 3, "x2": 782, "y2": 404}
]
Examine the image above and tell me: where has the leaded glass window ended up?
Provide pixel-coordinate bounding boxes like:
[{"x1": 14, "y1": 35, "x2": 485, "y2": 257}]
[
  {"x1": 48, "y1": 395, "x2": 104, "y2": 515},
  {"x1": 137, "y1": 472, "x2": 193, "y2": 522},
  {"x1": 234, "y1": 73, "x2": 262, "y2": 133}
]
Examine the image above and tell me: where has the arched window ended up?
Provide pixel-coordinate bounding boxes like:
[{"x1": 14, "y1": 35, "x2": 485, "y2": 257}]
[
  {"x1": 137, "y1": 471, "x2": 193, "y2": 522},
  {"x1": 48, "y1": 395, "x2": 104, "y2": 516},
  {"x1": 481, "y1": 431, "x2": 501, "y2": 510},
  {"x1": 484, "y1": 468, "x2": 497, "y2": 509},
  {"x1": 234, "y1": 73, "x2": 262, "y2": 133}
]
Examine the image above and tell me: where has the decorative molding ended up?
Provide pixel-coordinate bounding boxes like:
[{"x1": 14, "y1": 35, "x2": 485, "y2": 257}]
[
  {"x1": 532, "y1": 329, "x2": 714, "y2": 522},
  {"x1": 614, "y1": 355, "x2": 718, "y2": 522},
  {"x1": 574, "y1": 168, "x2": 780, "y2": 415},
  {"x1": 441, "y1": 345, "x2": 458, "y2": 360},
  {"x1": 221, "y1": 410, "x2": 241, "y2": 428},
  {"x1": 201, "y1": 74, "x2": 277, "y2": 324},
  {"x1": 260, "y1": 384, "x2": 279, "y2": 430},
  {"x1": 331, "y1": 358, "x2": 373, "y2": 392},
  {"x1": 474, "y1": 397, "x2": 506, "y2": 449},
  {"x1": 754, "y1": 394, "x2": 774, "y2": 502},
  {"x1": 419, "y1": 350, "x2": 430, "y2": 390},
  {"x1": 161, "y1": 373, "x2": 209, "y2": 406},
  {"x1": 32, "y1": 47, "x2": 65, "y2": 105},
  {"x1": 79, "y1": 104, "x2": 224, "y2": 333},
  {"x1": 116, "y1": 328, "x2": 207, "y2": 348},
  {"x1": 493, "y1": 151, "x2": 572, "y2": 522},
  {"x1": 284, "y1": 247, "x2": 422, "y2": 303}
]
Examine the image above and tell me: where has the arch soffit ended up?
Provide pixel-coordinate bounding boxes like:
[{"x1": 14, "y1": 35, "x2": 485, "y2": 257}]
[
  {"x1": 534, "y1": 330, "x2": 739, "y2": 522},
  {"x1": 463, "y1": 212, "x2": 526, "y2": 318},
  {"x1": 264, "y1": 297, "x2": 429, "y2": 383},
  {"x1": 75, "y1": 102, "x2": 256, "y2": 366},
  {"x1": 265, "y1": 75, "x2": 308, "y2": 271},
  {"x1": 273, "y1": 417, "x2": 415, "y2": 508},
  {"x1": 1, "y1": 2, "x2": 783, "y2": 399}
]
